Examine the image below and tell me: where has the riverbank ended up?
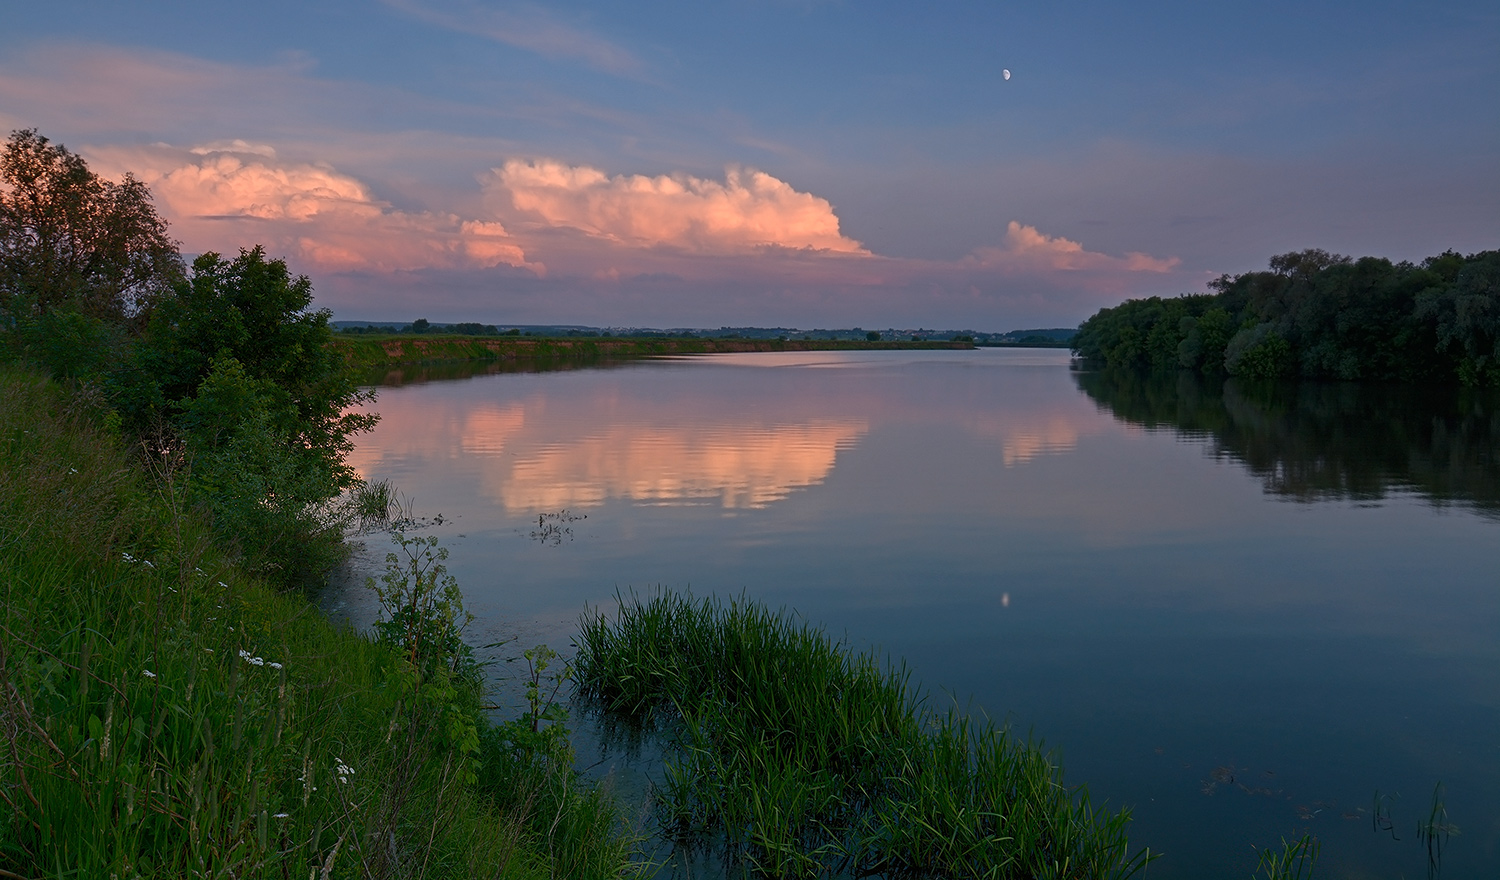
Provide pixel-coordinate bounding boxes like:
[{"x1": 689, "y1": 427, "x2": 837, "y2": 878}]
[
  {"x1": 0, "y1": 365, "x2": 639, "y2": 877},
  {"x1": 332, "y1": 334, "x2": 974, "y2": 370}
]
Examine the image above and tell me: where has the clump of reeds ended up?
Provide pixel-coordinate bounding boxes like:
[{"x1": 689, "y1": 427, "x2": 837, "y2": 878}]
[
  {"x1": 1253, "y1": 834, "x2": 1318, "y2": 880},
  {"x1": 575, "y1": 589, "x2": 1154, "y2": 878}
]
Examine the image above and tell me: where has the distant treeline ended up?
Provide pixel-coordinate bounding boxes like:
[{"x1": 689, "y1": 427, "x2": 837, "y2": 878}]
[
  {"x1": 339, "y1": 318, "x2": 515, "y2": 335},
  {"x1": 1073, "y1": 249, "x2": 1500, "y2": 385}
]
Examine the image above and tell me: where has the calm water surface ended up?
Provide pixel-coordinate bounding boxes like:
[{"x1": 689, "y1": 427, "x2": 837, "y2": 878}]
[{"x1": 333, "y1": 349, "x2": 1500, "y2": 878}]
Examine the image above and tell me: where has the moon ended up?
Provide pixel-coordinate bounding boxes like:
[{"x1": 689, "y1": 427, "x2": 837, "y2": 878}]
[{"x1": 1002, "y1": 68, "x2": 1011, "y2": 81}]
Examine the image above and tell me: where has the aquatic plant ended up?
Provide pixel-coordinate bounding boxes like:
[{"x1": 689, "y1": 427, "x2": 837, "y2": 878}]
[
  {"x1": 1416, "y1": 782, "x2": 1458, "y2": 880},
  {"x1": 575, "y1": 589, "x2": 1153, "y2": 878},
  {"x1": 1252, "y1": 834, "x2": 1318, "y2": 880}
]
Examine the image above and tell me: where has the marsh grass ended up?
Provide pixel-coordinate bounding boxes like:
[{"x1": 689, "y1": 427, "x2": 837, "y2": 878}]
[
  {"x1": 1416, "y1": 782, "x2": 1457, "y2": 880},
  {"x1": 0, "y1": 365, "x2": 640, "y2": 878},
  {"x1": 1252, "y1": 835, "x2": 1318, "y2": 880},
  {"x1": 574, "y1": 590, "x2": 1153, "y2": 879}
]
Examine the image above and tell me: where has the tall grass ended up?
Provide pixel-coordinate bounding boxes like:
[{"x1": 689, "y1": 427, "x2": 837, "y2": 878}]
[
  {"x1": 574, "y1": 590, "x2": 1154, "y2": 879},
  {"x1": 0, "y1": 365, "x2": 641, "y2": 878}
]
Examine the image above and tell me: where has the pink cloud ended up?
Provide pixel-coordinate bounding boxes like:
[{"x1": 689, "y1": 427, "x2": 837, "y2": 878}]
[
  {"x1": 968, "y1": 221, "x2": 1180, "y2": 274},
  {"x1": 490, "y1": 159, "x2": 869, "y2": 255},
  {"x1": 86, "y1": 144, "x2": 537, "y2": 274}
]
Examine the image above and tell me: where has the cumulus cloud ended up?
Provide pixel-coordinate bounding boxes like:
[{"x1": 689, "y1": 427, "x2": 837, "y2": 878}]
[
  {"x1": 89, "y1": 144, "x2": 536, "y2": 274},
  {"x1": 491, "y1": 159, "x2": 868, "y2": 255},
  {"x1": 969, "y1": 221, "x2": 1180, "y2": 274}
]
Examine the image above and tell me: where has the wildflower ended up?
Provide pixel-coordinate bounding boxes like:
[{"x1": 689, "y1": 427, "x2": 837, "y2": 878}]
[
  {"x1": 273, "y1": 812, "x2": 290, "y2": 819},
  {"x1": 68, "y1": 467, "x2": 78, "y2": 474},
  {"x1": 218, "y1": 582, "x2": 228, "y2": 589},
  {"x1": 142, "y1": 670, "x2": 157, "y2": 679},
  {"x1": 122, "y1": 552, "x2": 136, "y2": 563},
  {"x1": 141, "y1": 559, "x2": 155, "y2": 569},
  {"x1": 269, "y1": 661, "x2": 284, "y2": 670}
]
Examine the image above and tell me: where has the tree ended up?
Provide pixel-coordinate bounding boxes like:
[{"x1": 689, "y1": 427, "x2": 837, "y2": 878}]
[
  {"x1": 117, "y1": 247, "x2": 378, "y2": 584},
  {"x1": 0, "y1": 129, "x2": 182, "y2": 329},
  {"x1": 125, "y1": 246, "x2": 376, "y2": 475}
]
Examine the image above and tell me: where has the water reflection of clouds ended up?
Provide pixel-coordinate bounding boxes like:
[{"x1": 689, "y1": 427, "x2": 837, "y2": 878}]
[
  {"x1": 952, "y1": 410, "x2": 1096, "y2": 467},
  {"x1": 348, "y1": 391, "x2": 869, "y2": 512},
  {"x1": 497, "y1": 420, "x2": 868, "y2": 511},
  {"x1": 347, "y1": 350, "x2": 1111, "y2": 516}
]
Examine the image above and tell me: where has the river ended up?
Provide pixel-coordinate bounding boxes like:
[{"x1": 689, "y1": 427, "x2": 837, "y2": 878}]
[{"x1": 329, "y1": 348, "x2": 1500, "y2": 878}]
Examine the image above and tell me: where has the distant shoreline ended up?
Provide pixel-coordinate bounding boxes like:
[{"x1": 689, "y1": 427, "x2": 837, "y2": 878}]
[{"x1": 331, "y1": 334, "x2": 978, "y2": 369}]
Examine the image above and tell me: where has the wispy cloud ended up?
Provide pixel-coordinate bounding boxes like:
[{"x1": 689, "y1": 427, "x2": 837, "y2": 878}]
[{"x1": 381, "y1": 0, "x2": 645, "y2": 77}]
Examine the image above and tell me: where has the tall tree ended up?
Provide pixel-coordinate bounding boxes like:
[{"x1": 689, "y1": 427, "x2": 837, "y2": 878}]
[{"x1": 0, "y1": 128, "x2": 183, "y2": 328}]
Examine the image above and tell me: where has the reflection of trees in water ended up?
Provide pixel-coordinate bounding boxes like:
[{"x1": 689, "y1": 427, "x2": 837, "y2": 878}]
[
  {"x1": 1074, "y1": 367, "x2": 1500, "y2": 517},
  {"x1": 361, "y1": 357, "x2": 635, "y2": 387}
]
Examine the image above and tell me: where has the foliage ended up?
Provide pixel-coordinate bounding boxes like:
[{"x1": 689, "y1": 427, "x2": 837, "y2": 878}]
[
  {"x1": 0, "y1": 367, "x2": 640, "y2": 878},
  {"x1": 0, "y1": 128, "x2": 182, "y2": 331},
  {"x1": 576, "y1": 589, "x2": 1153, "y2": 879},
  {"x1": 369, "y1": 532, "x2": 478, "y2": 683},
  {"x1": 114, "y1": 247, "x2": 378, "y2": 586},
  {"x1": 1074, "y1": 248, "x2": 1500, "y2": 385}
]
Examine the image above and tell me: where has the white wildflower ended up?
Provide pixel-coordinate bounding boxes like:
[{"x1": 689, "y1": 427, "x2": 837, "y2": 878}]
[
  {"x1": 273, "y1": 812, "x2": 289, "y2": 819},
  {"x1": 269, "y1": 661, "x2": 284, "y2": 670},
  {"x1": 142, "y1": 670, "x2": 157, "y2": 679}
]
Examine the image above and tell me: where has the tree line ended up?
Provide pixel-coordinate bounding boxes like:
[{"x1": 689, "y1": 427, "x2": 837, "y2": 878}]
[
  {"x1": 0, "y1": 128, "x2": 372, "y2": 587},
  {"x1": 1072, "y1": 248, "x2": 1500, "y2": 385}
]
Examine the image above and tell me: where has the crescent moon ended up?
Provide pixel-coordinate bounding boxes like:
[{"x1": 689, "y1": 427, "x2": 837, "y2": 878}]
[{"x1": 1002, "y1": 69, "x2": 1011, "y2": 81}]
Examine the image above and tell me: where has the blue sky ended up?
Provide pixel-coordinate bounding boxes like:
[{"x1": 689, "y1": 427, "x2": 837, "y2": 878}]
[{"x1": 2, "y1": 0, "x2": 1495, "y2": 328}]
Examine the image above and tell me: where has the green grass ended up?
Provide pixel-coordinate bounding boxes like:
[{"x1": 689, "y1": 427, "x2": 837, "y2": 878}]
[
  {"x1": 0, "y1": 365, "x2": 641, "y2": 879},
  {"x1": 574, "y1": 590, "x2": 1155, "y2": 879}
]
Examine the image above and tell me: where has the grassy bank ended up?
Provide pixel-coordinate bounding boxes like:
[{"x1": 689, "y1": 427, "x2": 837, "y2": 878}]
[
  {"x1": 575, "y1": 591, "x2": 1155, "y2": 879},
  {"x1": 331, "y1": 335, "x2": 973, "y2": 371},
  {"x1": 0, "y1": 365, "x2": 639, "y2": 878}
]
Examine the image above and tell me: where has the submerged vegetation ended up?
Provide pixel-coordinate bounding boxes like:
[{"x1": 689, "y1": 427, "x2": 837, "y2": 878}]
[
  {"x1": 1074, "y1": 248, "x2": 1500, "y2": 385},
  {"x1": 575, "y1": 590, "x2": 1154, "y2": 879}
]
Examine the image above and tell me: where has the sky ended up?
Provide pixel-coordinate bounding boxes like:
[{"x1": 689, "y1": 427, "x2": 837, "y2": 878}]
[{"x1": 1, "y1": 1, "x2": 1496, "y2": 330}]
